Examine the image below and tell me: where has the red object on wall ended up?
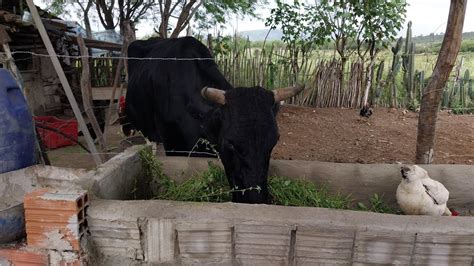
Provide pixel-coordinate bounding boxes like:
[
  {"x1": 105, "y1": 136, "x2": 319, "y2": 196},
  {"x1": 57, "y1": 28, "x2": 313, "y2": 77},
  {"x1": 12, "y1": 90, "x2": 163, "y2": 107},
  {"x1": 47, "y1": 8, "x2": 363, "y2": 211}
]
[{"x1": 34, "y1": 116, "x2": 78, "y2": 149}]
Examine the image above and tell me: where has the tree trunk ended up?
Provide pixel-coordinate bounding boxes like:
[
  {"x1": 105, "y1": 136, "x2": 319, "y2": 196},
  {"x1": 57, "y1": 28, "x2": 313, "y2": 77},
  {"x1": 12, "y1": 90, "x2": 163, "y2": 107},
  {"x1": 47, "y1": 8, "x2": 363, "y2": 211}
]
[
  {"x1": 415, "y1": 0, "x2": 466, "y2": 164},
  {"x1": 84, "y1": 16, "x2": 93, "y2": 39},
  {"x1": 103, "y1": 21, "x2": 136, "y2": 142},
  {"x1": 80, "y1": 0, "x2": 94, "y2": 39},
  {"x1": 170, "y1": 0, "x2": 198, "y2": 38},
  {"x1": 362, "y1": 57, "x2": 376, "y2": 107},
  {"x1": 339, "y1": 56, "x2": 347, "y2": 108},
  {"x1": 96, "y1": 0, "x2": 116, "y2": 30}
]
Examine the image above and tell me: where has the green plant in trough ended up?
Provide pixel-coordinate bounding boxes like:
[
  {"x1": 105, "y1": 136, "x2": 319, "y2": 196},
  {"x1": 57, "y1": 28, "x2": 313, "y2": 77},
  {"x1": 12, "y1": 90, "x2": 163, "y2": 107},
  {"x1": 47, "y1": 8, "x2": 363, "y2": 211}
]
[
  {"x1": 357, "y1": 193, "x2": 398, "y2": 214},
  {"x1": 269, "y1": 176, "x2": 351, "y2": 209},
  {"x1": 157, "y1": 162, "x2": 232, "y2": 202},
  {"x1": 138, "y1": 147, "x2": 173, "y2": 196},
  {"x1": 139, "y1": 148, "x2": 397, "y2": 214}
]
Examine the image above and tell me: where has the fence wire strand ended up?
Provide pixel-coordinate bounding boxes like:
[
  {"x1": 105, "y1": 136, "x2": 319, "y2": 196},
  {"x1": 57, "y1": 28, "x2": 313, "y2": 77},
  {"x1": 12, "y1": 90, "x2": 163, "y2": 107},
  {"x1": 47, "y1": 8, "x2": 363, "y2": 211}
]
[{"x1": 1, "y1": 51, "x2": 215, "y2": 61}]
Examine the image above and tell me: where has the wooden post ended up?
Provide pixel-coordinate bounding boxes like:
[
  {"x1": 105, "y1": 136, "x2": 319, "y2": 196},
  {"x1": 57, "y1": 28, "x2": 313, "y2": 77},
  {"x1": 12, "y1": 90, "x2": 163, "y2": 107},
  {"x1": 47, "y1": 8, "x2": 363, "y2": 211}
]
[
  {"x1": 0, "y1": 26, "x2": 24, "y2": 91},
  {"x1": 77, "y1": 35, "x2": 107, "y2": 159},
  {"x1": 26, "y1": 0, "x2": 102, "y2": 166},
  {"x1": 415, "y1": 0, "x2": 467, "y2": 164},
  {"x1": 103, "y1": 21, "x2": 135, "y2": 142}
]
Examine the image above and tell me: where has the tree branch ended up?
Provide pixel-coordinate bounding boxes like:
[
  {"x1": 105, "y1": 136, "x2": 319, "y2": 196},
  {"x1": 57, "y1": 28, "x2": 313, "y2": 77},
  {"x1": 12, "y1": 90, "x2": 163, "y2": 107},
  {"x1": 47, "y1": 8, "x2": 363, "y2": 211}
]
[{"x1": 170, "y1": 0, "x2": 197, "y2": 38}]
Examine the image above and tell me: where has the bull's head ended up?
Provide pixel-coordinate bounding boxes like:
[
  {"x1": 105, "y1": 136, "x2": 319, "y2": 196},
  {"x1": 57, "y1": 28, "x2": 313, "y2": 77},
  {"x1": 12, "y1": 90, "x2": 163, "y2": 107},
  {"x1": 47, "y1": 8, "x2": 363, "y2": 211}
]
[{"x1": 202, "y1": 85, "x2": 303, "y2": 203}]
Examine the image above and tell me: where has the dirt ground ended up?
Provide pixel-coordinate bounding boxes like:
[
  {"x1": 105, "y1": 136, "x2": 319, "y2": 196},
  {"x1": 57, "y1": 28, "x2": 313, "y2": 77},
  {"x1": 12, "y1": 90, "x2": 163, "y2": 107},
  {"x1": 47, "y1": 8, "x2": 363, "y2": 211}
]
[
  {"x1": 273, "y1": 105, "x2": 474, "y2": 165},
  {"x1": 49, "y1": 105, "x2": 474, "y2": 169}
]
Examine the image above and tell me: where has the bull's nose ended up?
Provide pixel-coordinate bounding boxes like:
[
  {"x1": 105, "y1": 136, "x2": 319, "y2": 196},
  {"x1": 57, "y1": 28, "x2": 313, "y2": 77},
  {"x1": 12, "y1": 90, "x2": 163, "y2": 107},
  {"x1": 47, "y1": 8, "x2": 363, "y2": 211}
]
[{"x1": 401, "y1": 166, "x2": 410, "y2": 173}]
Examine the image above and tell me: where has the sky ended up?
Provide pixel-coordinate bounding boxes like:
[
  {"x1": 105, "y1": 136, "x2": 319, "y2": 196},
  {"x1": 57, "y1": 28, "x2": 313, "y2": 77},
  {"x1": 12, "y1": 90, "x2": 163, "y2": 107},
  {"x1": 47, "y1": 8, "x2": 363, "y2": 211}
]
[
  {"x1": 33, "y1": 0, "x2": 474, "y2": 39},
  {"x1": 228, "y1": 0, "x2": 474, "y2": 37}
]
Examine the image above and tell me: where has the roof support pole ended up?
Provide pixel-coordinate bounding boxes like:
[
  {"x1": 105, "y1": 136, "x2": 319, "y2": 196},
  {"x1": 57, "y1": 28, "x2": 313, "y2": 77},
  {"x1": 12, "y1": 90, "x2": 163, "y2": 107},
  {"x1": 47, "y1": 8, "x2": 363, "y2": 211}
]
[{"x1": 26, "y1": 0, "x2": 102, "y2": 166}]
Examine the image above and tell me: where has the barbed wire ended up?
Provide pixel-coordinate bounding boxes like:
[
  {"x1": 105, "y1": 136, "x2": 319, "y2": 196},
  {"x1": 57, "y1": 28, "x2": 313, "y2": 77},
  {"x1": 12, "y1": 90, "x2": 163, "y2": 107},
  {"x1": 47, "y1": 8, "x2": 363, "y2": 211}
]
[
  {"x1": 1, "y1": 51, "x2": 215, "y2": 61},
  {"x1": 43, "y1": 150, "x2": 218, "y2": 157},
  {"x1": 2, "y1": 50, "x2": 435, "y2": 63}
]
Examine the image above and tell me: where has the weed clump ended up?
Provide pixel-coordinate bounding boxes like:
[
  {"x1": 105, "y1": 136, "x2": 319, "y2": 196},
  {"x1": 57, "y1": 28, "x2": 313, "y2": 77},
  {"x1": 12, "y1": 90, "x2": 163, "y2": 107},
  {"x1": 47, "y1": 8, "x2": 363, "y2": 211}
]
[{"x1": 269, "y1": 176, "x2": 351, "y2": 209}]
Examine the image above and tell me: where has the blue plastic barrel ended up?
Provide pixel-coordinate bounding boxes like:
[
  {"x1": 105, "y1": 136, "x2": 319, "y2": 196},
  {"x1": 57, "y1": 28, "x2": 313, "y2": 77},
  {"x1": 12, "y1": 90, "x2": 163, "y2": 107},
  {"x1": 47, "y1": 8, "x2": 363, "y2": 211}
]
[{"x1": 0, "y1": 69, "x2": 36, "y2": 173}]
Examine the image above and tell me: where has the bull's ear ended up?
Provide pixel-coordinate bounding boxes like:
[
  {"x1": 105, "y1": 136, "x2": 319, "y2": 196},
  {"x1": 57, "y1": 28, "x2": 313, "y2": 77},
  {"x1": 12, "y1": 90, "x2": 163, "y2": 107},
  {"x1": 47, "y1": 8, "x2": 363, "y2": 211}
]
[
  {"x1": 273, "y1": 85, "x2": 304, "y2": 102},
  {"x1": 201, "y1": 86, "x2": 226, "y2": 105}
]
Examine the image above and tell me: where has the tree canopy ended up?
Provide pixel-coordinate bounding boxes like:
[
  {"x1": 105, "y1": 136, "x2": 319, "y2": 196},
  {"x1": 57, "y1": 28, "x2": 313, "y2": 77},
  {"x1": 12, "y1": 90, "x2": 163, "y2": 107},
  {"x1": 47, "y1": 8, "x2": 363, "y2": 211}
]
[
  {"x1": 267, "y1": 0, "x2": 407, "y2": 59},
  {"x1": 42, "y1": 0, "x2": 266, "y2": 38}
]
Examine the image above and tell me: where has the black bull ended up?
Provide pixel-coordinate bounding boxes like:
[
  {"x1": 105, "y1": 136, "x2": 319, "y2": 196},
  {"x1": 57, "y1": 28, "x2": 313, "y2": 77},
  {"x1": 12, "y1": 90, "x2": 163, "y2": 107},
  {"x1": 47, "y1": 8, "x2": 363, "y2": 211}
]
[{"x1": 125, "y1": 37, "x2": 302, "y2": 203}]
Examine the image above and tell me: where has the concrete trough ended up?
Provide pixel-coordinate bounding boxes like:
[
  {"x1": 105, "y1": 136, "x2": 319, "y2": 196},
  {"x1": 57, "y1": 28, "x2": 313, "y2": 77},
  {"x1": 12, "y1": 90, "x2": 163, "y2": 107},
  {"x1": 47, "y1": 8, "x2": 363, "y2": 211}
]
[
  {"x1": 82, "y1": 146, "x2": 474, "y2": 265},
  {"x1": 2, "y1": 146, "x2": 474, "y2": 265}
]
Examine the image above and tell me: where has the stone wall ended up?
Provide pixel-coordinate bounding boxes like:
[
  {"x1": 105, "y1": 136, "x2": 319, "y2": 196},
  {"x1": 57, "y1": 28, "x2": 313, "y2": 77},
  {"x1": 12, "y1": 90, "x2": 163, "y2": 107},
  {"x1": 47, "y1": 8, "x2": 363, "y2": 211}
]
[{"x1": 21, "y1": 49, "x2": 73, "y2": 115}]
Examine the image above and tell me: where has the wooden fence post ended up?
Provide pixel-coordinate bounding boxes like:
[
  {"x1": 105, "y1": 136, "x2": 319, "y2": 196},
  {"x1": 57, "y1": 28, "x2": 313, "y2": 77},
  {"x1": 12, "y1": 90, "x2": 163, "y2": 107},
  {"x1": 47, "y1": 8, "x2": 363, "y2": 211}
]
[
  {"x1": 77, "y1": 35, "x2": 107, "y2": 159},
  {"x1": 103, "y1": 21, "x2": 135, "y2": 142},
  {"x1": 415, "y1": 0, "x2": 467, "y2": 164},
  {"x1": 26, "y1": 0, "x2": 102, "y2": 166}
]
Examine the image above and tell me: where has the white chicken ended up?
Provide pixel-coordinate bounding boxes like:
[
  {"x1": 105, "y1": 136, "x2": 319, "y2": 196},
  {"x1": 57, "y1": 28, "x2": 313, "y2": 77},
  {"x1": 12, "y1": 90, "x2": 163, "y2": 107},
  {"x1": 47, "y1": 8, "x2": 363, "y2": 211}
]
[{"x1": 396, "y1": 165, "x2": 452, "y2": 216}]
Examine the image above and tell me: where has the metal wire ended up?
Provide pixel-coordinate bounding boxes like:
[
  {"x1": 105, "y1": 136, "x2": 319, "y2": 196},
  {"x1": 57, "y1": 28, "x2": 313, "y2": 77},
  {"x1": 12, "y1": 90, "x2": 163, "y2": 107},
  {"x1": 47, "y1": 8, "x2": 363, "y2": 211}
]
[{"x1": 1, "y1": 51, "x2": 215, "y2": 61}]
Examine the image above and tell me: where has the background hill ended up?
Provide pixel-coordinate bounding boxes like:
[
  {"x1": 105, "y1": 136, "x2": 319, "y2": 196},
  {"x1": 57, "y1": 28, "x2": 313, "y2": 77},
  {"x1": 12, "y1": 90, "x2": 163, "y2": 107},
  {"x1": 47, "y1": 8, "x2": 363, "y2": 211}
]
[{"x1": 237, "y1": 29, "x2": 474, "y2": 43}]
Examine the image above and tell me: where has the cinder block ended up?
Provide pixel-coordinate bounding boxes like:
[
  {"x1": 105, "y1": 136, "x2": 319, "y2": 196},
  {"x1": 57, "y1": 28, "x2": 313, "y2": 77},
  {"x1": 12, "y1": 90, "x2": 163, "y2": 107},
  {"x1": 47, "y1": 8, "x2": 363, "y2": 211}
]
[
  {"x1": 234, "y1": 223, "x2": 292, "y2": 265},
  {"x1": 24, "y1": 188, "x2": 89, "y2": 251},
  {"x1": 295, "y1": 226, "x2": 355, "y2": 265},
  {"x1": 146, "y1": 219, "x2": 175, "y2": 263},
  {"x1": 176, "y1": 222, "x2": 232, "y2": 264},
  {"x1": 43, "y1": 85, "x2": 57, "y2": 95},
  {"x1": 412, "y1": 233, "x2": 474, "y2": 265},
  {"x1": 353, "y1": 230, "x2": 415, "y2": 265},
  {"x1": 0, "y1": 247, "x2": 49, "y2": 266}
]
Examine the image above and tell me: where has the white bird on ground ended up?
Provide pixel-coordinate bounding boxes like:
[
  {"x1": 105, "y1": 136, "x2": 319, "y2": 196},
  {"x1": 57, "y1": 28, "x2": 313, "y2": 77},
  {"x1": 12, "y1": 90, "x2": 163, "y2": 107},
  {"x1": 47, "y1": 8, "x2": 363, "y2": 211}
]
[{"x1": 396, "y1": 165, "x2": 452, "y2": 216}]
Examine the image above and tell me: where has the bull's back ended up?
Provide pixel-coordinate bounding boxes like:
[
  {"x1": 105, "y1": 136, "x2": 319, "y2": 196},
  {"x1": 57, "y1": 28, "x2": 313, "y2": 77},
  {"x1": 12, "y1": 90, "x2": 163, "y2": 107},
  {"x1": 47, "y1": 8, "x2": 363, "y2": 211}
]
[{"x1": 125, "y1": 37, "x2": 220, "y2": 143}]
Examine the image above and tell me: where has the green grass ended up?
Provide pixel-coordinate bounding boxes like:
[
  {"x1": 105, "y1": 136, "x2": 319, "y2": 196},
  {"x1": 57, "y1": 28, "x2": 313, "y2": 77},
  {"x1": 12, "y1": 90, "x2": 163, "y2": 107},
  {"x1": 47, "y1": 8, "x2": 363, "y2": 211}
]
[
  {"x1": 356, "y1": 193, "x2": 399, "y2": 214},
  {"x1": 138, "y1": 148, "x2": 397, "y2": 214},
  {"x1": 269, "y1": 176, "x2": 351, "y2": 209}
]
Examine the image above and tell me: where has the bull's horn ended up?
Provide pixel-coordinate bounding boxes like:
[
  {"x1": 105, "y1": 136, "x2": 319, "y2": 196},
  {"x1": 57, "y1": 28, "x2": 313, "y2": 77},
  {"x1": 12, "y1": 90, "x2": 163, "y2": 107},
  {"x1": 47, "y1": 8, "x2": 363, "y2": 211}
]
[
  {"x1": 201, "y1": 86, "x2": 226, "y2": 105},
  {"x1": 273, "y1": 85, "x2": 304, "y2": 102}
]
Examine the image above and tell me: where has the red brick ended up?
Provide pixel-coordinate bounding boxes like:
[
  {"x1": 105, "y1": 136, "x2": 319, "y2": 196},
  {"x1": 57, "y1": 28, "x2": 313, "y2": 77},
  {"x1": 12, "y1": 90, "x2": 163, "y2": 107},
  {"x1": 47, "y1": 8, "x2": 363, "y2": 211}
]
[
  {"x1": 0, "y1": 248, "x2": 48, "y2": 266},
  {"x1": 23, "y1": 189, "x2": 88, "y2": 252}
]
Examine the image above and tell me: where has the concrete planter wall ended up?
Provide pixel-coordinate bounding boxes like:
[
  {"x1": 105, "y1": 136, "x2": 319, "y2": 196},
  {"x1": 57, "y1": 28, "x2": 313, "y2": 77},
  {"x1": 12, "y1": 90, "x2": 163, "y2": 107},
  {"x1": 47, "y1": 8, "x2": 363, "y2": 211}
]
[
  {"x1": 158, "y1": 156, "x2": 474, "y2": 211},
  {"x1": 4, "y1": 146, "x2": 473, "y2": 264},
  {"x1": 87, "y1": 199, "x2": 474, "y2": 265},
  {"x1": 81, "y1": 146, "x2": 474, "y2": 265}
]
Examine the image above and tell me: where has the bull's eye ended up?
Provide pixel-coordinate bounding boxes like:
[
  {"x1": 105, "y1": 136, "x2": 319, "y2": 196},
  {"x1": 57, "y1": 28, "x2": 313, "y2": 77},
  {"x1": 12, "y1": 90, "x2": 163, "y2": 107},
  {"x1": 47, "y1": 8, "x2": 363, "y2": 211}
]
[{"x1": 225, "y1": 141, "x2": 236, "y2": 151}]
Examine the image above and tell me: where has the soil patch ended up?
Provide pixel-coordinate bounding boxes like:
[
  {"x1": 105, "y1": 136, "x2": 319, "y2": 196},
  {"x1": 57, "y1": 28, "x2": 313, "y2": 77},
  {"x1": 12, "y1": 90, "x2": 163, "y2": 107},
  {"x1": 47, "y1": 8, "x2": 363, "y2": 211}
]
[
  {"x1": 273, "y1": 105, "x2": 474, "y2": 164},
  {"x1": 48, "y1": 105, "x2": 474, "y2": 169}
]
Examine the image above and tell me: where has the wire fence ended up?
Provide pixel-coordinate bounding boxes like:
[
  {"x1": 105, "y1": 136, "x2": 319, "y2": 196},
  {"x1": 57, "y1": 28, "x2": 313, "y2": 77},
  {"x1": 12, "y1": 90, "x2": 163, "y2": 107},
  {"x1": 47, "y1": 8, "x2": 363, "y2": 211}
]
[
  {"x1": 4, "y1": 47, "x2": 473, "y2": 167},
  {"x1": 2, "y1": 51, "x2": 216, "y2": 61}
]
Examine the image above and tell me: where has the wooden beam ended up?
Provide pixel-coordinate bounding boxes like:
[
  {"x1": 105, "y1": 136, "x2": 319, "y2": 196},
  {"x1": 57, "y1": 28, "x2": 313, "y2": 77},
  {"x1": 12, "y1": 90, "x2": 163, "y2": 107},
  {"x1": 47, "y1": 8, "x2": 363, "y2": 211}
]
[
  {"x1": 77, "y1": 35, "x2": 107, "y2": 160},
  {"x1": 26, "y1": 0, "x2": 102, "y2": 166},
  {"x1": 70, "y1": 36, "x2": 122, "y2": 51},
  {"x1": 103, "y1": 21, "x2": 135, "y2": 142},
  {"x1": 0, "y1": 26, "x2": 26, "y2": 97},
  {"x1": 92, "y1": 86, "x2": 126, "y2": 100}
]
